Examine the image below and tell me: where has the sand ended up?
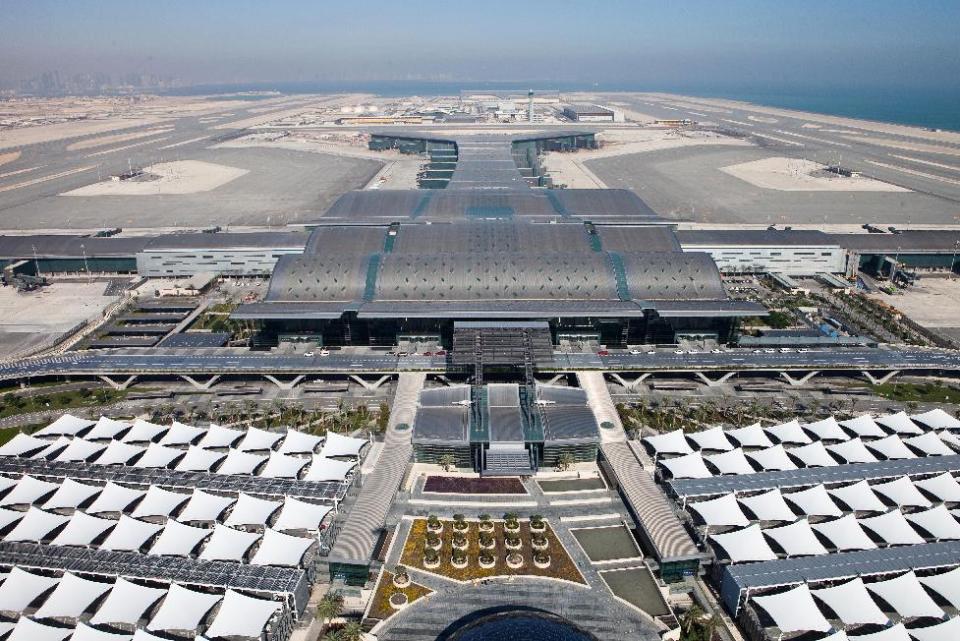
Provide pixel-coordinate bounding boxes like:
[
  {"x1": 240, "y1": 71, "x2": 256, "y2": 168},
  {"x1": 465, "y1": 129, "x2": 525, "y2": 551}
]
[
  {"x1": 0, "y1": 117, "x2": 168, "y2": 151},
  {"x1": 62, "y1": 160, "x2": 248, "y2": 196},
  {"x1": 0, "y1": 151, "x2": 21, "y2": 166},
  {"x1": 214, "y1": 132, "x2": 389, "y2": 160},
  {"x1": 66, "y1": 128, "x2": 173, "y2": 151},
  {"x1": 720, "y1": 157, "x2": 909, "y2": 192},
  {"x1": 871, "y1": 279, "x2": 960, "y2": 328}
]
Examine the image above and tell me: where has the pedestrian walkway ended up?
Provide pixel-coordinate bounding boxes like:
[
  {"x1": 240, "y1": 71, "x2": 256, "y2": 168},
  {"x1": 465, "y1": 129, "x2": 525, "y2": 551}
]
[{"x1": 577, "y1": 371, "x2": 627, "y2": 442}]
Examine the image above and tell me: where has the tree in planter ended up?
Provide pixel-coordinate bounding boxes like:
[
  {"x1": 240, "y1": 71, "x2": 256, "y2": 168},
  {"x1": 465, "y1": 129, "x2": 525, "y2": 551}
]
[
  {"x1": 451, "y1": 549, "x2": 467, "y2": 567},
  {"x1": 393, "y1": 565, "x2": 410, "y2": 586},
  {"x1": 316, "y1": 590, "x2": 344, "y2": 630},
  {"x1": 533, "y1": 551, "x2": 551, "y2": 567},
  {"x1": 478, "y1": 514, "x2": 493, "y2": 531},
  {"x1": 679, "y1": 605, "x2": 705, "y2": 638},
  {"x1": 452, "y1": 513, "x2": 468, "y2": 531},
  {"x1": 427, "y1": 514, "x2": 442, "y2": 531},
  {"x1": 478, "y1": 550, "x2": 495, "y2": 567},
  {"x1": 479, "y1": 531, "x2": 495, "y2": 549},
  {"x1": 531, "y1": 533, "x2": 548, "y2": 550},
  {"x1": 505, "y1": 533, "x2": 522, "y2": 549},
  {"x1": 423, "y1": 548, "x2": 440, "y2": 567},
  {"x1": 337, "y1": 621, "x2": 364, "y2": 641},
  {"x1": 425, "y1": 531, "x2": 441, "y2": 549},
  {"x1": 503, "y1": 512, "x2": 519, "y2": 531},
  {"x1": 452, "y1": 532, "x2": 468, "y2": 549},
  {"x1": 555, "y1": 451, "x2": 575, "y2": 472},
  {"x1": 438, "y1": 453, "x2": 456, "y2": 472},
  {"x1": 530, "y1": 514, "x2": 545, "y2": 531}
]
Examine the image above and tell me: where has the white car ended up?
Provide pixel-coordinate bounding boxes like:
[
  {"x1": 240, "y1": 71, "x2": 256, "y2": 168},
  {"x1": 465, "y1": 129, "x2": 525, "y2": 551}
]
[
  {"x1": 629, "y1": 349, "x2": 642, "y2": 355},
  {"x1": 319, "y1": 350, "x2": 330, "y2": 356},
  {"x1": 674, "y1": 349, "x2": 685, "y2": 354},
  {"x1": 646, "y1": 350, "x2": 656, "y2": 355},
  {"x1": 711, "y1": 348, "x2": 722, "y2": 354},
  {"x1": 303, "y1": 351, "x2": 315, "y2": 357}
]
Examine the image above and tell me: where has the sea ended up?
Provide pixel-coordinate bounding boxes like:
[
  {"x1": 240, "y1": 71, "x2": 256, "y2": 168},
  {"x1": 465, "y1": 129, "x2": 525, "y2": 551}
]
[{"x1": 165, "y1": 81, "x2": 960, "y2": 133}]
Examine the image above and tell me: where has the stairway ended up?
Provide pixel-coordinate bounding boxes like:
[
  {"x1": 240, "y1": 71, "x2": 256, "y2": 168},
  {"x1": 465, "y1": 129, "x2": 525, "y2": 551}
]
[{"x1": 482, "y1": 443, "x2": 534, "y2": 477}]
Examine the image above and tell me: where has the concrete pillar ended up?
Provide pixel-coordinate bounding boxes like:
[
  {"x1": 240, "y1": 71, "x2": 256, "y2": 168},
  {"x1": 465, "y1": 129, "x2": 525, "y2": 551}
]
[
  {"x1": 349, "y1": 374, "x2": 392, "y2": 391},
  {"x1": 180, "y1": 374, "x2": 221, "y2": 391},
  {"x1": 97, "y1": 375, "x2": 138, "y2": 391},
  {"x1": 861, "y1": 370, "x2": 900, "y2": 386},
  {"x1": 693, "y1": 371, "x2": 737, "y2": 387},
  {"x1": 608, "y1": 372, "x2": 652, "y2": 390},
  {"x1": 263, "y1": 374, "x2": 305, "y2": 391},
  {"x1": 778, "y1": 371, "x2": 820, "y2": 387}
]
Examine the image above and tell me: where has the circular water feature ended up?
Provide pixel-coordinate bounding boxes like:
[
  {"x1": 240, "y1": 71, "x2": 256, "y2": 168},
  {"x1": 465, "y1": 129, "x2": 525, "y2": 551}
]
[{"x1": 448, "y1": 611, "x2": 599, "y2": 641}]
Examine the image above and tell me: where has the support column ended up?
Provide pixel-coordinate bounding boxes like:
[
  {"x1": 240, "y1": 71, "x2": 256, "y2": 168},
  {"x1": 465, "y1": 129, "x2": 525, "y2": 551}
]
[
  {"x1": 861, "y1": 370, "x2": 900, "y2": 385},
  {"x1": 97, "y1": 375, "x2": 138, "y2": 391},
  {"x1": 608, "y1": 372, "x2": 652, "y2": 390},
  {"x1": 349, "y1": 374, "x2": 392, "y2": 391},
  {"x1": 779, "y1": 371, "x2": 820, "y2": 387},
  {"x1": 693, "y1": 371, "x2": 737, "y2": 387},
  {"x1": 263, "y1": 374, "x2": 305, "y2": 391},
  {"x1": 179, "y1": 375, "x2": 221, "y2": 391}
]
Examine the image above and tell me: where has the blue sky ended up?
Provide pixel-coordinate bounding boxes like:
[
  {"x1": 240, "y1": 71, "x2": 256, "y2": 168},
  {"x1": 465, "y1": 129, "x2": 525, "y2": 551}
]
[{"x1": 1, "y1": 0, "x2": 958, "y2": 89}]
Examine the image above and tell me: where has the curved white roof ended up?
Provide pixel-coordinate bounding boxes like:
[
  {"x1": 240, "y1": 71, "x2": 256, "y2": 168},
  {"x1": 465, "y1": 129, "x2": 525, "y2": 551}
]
[
  {"x1": 847, "y1": 624, "x2": 910, "y2": 641},
  {"x1": 236, "y1": 426, "x2": 284, "y2": 452},
  {"x1": 763, "y1": 518, "x2": 829, "y2": 557},
  {"x1": 658, "y1": 452, "x2": 713, "y2": 479},
  {"x1": 203, "y1": 589, "x2": 281, "y2": 639},
  {"x1": 259, "y1": 452, "x2": 309, "y2": 479},
  {"x1": 251, "y1": 528, "x2": 314, "y2": 567},
  {"x1": 33, "y1": 571, "x2": 112, "y2": 619},
  {"x1": 0, "y1": 475, "x2": 14, "y2": 493},
  {"x1": 0, "y1": 507, "x2": 24, "y2": 530},
  {"x1": 839, "y1": 415, "x2": 887, "y2": 438},
  {"x1": 710, "y1": 524, "x2": 778, "y2": 562},
  {"x1": 99, "y1": 515, "x2": 163, "y2": 552},
  {"x1": 827, "y1": 438, "x2": 878, "y2": 464},
  {"x1": 738, "y1": 489, "x2": 796, "y2": 522},
  {"x1": 50, "y1": 510, "x2": 116, "y2": 547},
  {"x1": 0, "y1": 567, "x2": 60, "y2": 612},
  {"x1": 134, "y1": 630, "x2": 179, "y2": 641},
  {"x1": 86, "y1": 482, "x2": 144, "y2": 515},
  {"x1": 751, "y1": 584, "x2": 831, "y2": 634},
  {"x1": 174, "y1": 445, "x2": 225, "y2": 472},
  {"x1": 914, "y1": 472, "x2": 960, "y2": 502},
  {"x1": 911, "y1": 408, "x2": 960, "y2": 430},
  {"x1": 765, "y1": 419, "x2": 812, "y2": 445},
  {"x1": 704, "y1": 449, "x2": 755, "y2": 476},
  {"x1": 686, "y1": 427, "x2": 734, "y2": 452},
  {"x1": 787, "y1": 441, "x2": 838, "y2": 468},
  {"x1": 42, "y1": 478, "x2": 101, "y2": 510},
  {"x1": 811, "y1": 514, "x2": 877, "y2": 551},
  {"x1": 31, "y1": 436, "x2": 71, "y2": 460},
  {"x1": 903, "y1": 432, "x2": 954, "y2": 456},
  {"x1": 828, "y1": 480, "x2": 887, "y2": 513},
  {"x1": 810, "y1": 577, "x2": 888, "y2": 626},
  {"x1": 215, "y1": 450, "x2": 268, "y2": 476},
  {"x1": 53, "y1": 438, "x2": 106, "y2": 463},
  {"x1": 643, "y1": 429, "x2": 693, "y2": 456},
  {"x1": 872, "y1": 476, "x2": 932, "y2": 508},
  {"x1": 5, "y1": 617, "x2": 73, "y2": 641},
  {"x1": 197, "y1": 424, "x2": 244, "y2": 449},
  {"x1": 177, "y1": 489, "x2": 235, "y2": 523},
  {"x1": 876, "y1": 411, "x2": 923, "y2": 435},
  {"x1": 746, "y1": 444, "x2": 798, "y2": 472},
  {"x1": 223, "y1": 493, "x2": 281, "y2": 528},
  {"x1": 908, "y1": 617, "x2": 960, "y2": 641},
  {"x1": 918, "y1": 566, "x2": 960, "y2": 609},
  {"x1": 689, "y1": 493, "x2": 751, "y2": 527},
  {"x1": 158, "y1": 421, "x2": 207, "y2": 446},
  {"x1": 198, "y1": 523, "x2": 260, "y2": 562},
  {"x1": 272, "y1": 496, "x2": 332, "y2": 532},
  {"x1": 120, "y1": 419, "x2": 167, "y2": 444},
  {"x1": 319, "y1": 431, "x2": 368, "y2": 458},
  {"x1": 276, "y1": 429, "x2": 323, "y2": 455},
  {"x1": 94, "y1": 441, "x2": 145, "y2": 466},
  {"x1": 131, "y1": 443, "x2": 184, "y2": 469},
  {"x1": 905, "y1": 504, "x2": 960, "y2": 540},
  {"x1": 726, "y1": 422, "x2": 774, "y2": 449},
  {"x1": 5, "y1": 506, "x2": 69, "y2": 542},
  {"x1": 866, "y1": 435, "x2": 917, "y2": 460},
  {"x1": 69, "y1": 622, "x2": 133, "y2": 641},
  {"x1": 0, "y1": 433, "x2": 50, "y2": 457},
  {"x1": 303, "y1": 456, "x2": 356, "y2": 482},
  {"x1": 0, "y1": 475, "x2": 60, "y2": 507},
  {"x1": 34, "y1": 413, "x2": 96, "y2": 437},
  {"x1": 90, "y1": 577, "x2": 167, "y2": 626},
  {"x1": 859, "y1": 509, "x2": 925, "y2": 546},
  {"x1": 802, "y1": 416, "x2": 850, "y2": 442},
  {"x1": 130, "y1": 486, "x2": 189, "y2": 519},
  {"x1": 939, "y1": 430, "x2": 960, "y2": 450},
  {"x1": 865, "y1": 571, "x2": 944, "y2": 619},
  {"x1": 146, "y1": 583, "x2": 222, "y2": 632},
  {"x1": 785, "y1": 486, "x2": 843, "y2": 519},
  {"x1": 148, "y1": 520, "x2": 212, "y2": 556},
  {"x1": 85, "y1": 417, "x2": 132, "y2": 441}
]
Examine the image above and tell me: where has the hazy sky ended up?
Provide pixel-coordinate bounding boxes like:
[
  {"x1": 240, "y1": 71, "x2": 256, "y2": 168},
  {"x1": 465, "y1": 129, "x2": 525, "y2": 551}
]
[{"x1": 2, "y1": 0, "x2": 959, "y2": 89}]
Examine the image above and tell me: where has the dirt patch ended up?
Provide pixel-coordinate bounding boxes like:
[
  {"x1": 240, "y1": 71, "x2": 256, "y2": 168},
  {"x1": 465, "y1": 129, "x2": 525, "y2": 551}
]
[
  {"x1": 0, "y1": 151, "x2": 21, "y2": 167},
  {"x1": 870, "y1": 278, "x2": 960, "y2": 328},
  {"x1": 423, "y1": 477, "x2": 527, "y2": 494},
  {"x1": 721, "y1": 157, "x2": 908, "y2": 192},
  {"x1": 63, "y1": 160, "x2": 248, "y2": 196}
]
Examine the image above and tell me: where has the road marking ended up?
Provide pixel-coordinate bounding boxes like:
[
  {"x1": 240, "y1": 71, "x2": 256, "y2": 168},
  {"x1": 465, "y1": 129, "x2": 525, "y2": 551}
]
[
  {"x1": 864, "y1": 160, "x2": 960, "y2": 186},
  {"x1": 748, "y1": 132, "x2": 804, "y2": 147},
  {"x1": 159, "y1": 136, "x2": 209, "y2": 150},
  {"x1": 889, "y1": 154, "x2": 960, "y2": 174},
  {"x1": 84, "y1": 136, "x2": 172, "y2": 158},
  {"x1": 0, "y1": 166, "x2": 41, "y2": 179},
  {"x1": 722, "y1": 119, "x2": 754, "y2": 128},
  {"x1": 0, "y1": 165, "x2": 96, "y2": 193},
  {"x1": 773, "y1": 129, "x2": 851, "y2": 147}
]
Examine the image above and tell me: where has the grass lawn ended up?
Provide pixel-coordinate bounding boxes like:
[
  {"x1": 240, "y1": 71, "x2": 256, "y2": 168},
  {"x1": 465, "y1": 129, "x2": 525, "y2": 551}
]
[
  {"x1": 600, "y1": 567, "x2": 671, "y2": 616},
  {"x1": 399, "y1": 518, "x2": 585, "y2": 584},
  {"x1": 571, "y1": 525, "x2": 643, "y2": 562},
  {"x1": 537, "y1": 478, "x2": 606, "y2": 493},
  {"x1": 871, "y1": 382, "x2": 960, "y2": 404},
  {"x1": 367, "y1": 571, "x2": 433, "y2": 621},
  {"x1": 0, "y1": 388, "x2": 126, "y2": 420}
]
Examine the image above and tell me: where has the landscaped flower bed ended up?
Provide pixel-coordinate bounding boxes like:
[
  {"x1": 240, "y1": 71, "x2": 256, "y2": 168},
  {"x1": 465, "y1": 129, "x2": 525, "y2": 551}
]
[
  {"x1": 367, "y1": 571, "x2": 433, "y2": 621},
  {"x1": 423, "y1": 476, "x2": 527, "y2": 494},
  {"x1": 399, "y1": 518, "x2": 586, "y2": 584}
]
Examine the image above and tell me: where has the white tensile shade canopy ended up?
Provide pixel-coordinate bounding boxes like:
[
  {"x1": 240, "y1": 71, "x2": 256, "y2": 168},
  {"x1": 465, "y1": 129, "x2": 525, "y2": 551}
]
[
  {"x1": 198, "y1": 524, "x2": 261, "y2": 561},
  {"x1": 197, "y1": 424, "x2": 244, "y2": 449},
  {"x1": 276, "y1": 429, "x2": 323, "y2": 455},
  {"x1": 658, "y1": 452, "x2": 713, "y2": 479},
  {"x1": 858, "y1": 509, "x2": 925, "y2": 546},
  {"x1": 865, "y1": 571, "x2": 945, "y2": 619},
  {"x1": 0, "y1": 475, "x2": 15, "y2": 493},
  {"x1": 177, "y1": 489, "x2": 236, "y2": 523},
  {"x1": 5, "y1": 506, "x2": 69, "y2": 542},
  {"x1": 34, "y1": 413, "x2": 96, "y2": 437},
  {"x1": 827, "y1": 438, "x2": 878, "y2": 464},
  {"x1": 90, "y1": 577, "x2": 168, "y2": 626},
  {"x1": 762, "y1": 518, "x2": 829, "y2": 557},
  {"x1": 33, "y1": 572, "x2": 112, "y2": 619},
  {"x1": 319, "y1": 431, "x2": 368, "y2": 458},
  {"x1": 85, "y1": 417, "x2": 132, "y2": 440},
  {"x1": 828, "y1": 480, "x2": 888, "y2": 513},
  {"x1": 905, "y1": 505, "x2": 960, "y2": 540},
  {"x1": 903, "y1": 432, "x2": 955, "y2": 456},
  {"x1": 876, "y1": 411, "x2": 924, "y2": 435},
  {"x1": 259, "y1": 452, "x2": 309, "y2": 479},
  {"x1": 866, "y1": 435, "x2": 917, "y2": 460},
  {"x1": 787, "y1": 441, "x2": 839, "y2": 467},
  {"x1": 936, "y1": 430, "x2": 960, "y2": 450},
  {"x1": 30, "y1": 436, "x2": 71, "y2": 459},
  {"x1": 272, "y1": 496, "x2": 332, "y2": 532},
  {"x1": 0, "y1": 621, "x2": 12, "y2": 638},
  {"x1": 215, "y1": 450, "x2": 268, "y2": 475},
  {"x1": 0, "y1": 567, "x2": 60, "y2": 612},
  {"x1": 765, "y1": 419, "x2": 813, "y2": 445},
  {"x1": 643, "y1": 429, "x2": 694, "y2": 456},
  {"x1": 908, "y1": 617, "x2": 960, "y2": 641},
  {"x1": 686, "y1": 427, "x2": 735, "y2": 452},
  {"x1": 42, "y1": 478, "x2": 101, "y2": 510},
  {"x1": 236, "y1": 426, "x2": 284, "y2": 452},
  {"x1": 5, "y1": 617, "x2": 73, "y2": 641},
  {"x1": 845, "y1": 623, "x2": 911, "y2": 641},
  {"x1": 915, "y1": 472, "x2": 960, "y2": 502},
  {"x1": 751, "y1": 584, "x2": 831, "y2": 634},
  {"x1": 710, "y1": 524, "x2": 778, "y2": 562},
  {"x1": 131, "y1": 486, "x2": 189, "y2": 518},
  {"x1": 688, "y1": 493, "x2": 751, "y2": 527},
  {"x1": 0, "y1": 433, "x2": 51, "y2": 457},
  {"x1": 174, "y1": 445, "x2": 225, "y2": 472},
  {"x1": 783, "y1": 484, "x2": 843, "y2": 517},
  {"x1": 811, "y1": 577, "x2": 889, "y2": 626},
  {"x1": 159, "y1": 421, "x2": 207, "y2": 446},
  {"x1": 134, "y1": 631, "x2": 182, "y2": 641},
  {"x1": 68, "y1": 622, "x2": 134, "y2": 641},
  {"x1": 839, "y1": 415, "x2": 887, "y2": 439},
  {"x1": 148, "y1": 520, "x2": 212, "y2": 556},
  {"x1": 746, "y1": 445, "x2": 798, "y2": 472},
  {"x1": 50, "y1": 510, "x2": 116, "y2": 547},
  {"x1": 224, "y1": 493, "x2": 282, "y2": 528},
  {"x1": 53, "y1": 438, "x2": 106, "y2": 462},
  {"x1": 0, "y1": 475, "x2": 60, "y2": 506},
  {"x1": 147, "y1": 584, "x2": 222, "y2": 632},
  {"x1": 872, "y1": 476, "x2": 932, "y2": 508},
  {"x1": 802, "y1": 416, "x2": 850, "y2": 442},
  {"x1": 704, "y1": 449, "x2": 755, "y2": 476},
  {"x1": 251, "y1": 528, "x2": 314, "y2": 567},
  {"x1": 811, "y1": 514, "x2": 878, "y2": 551},
  {"x1": 911, "y1": 408, "x2": 960, "y2": 430},
  {"x1": 303, "y1": 456, "x2": 356, "y2": 482},
  {"x1": 99, "y1": 515, "x2": 163, "y2": 552},
  {"x1": 120, "y1": 419, "x2": 167, "y2": 443},
  {"x1": 94, "y1": 441, "x2": 145, "y2": 466},
  {"x1": 132, "y1": 443, "x2": 184, "y2": 469},
  {"x1": 738, "y1": 489, "x2": 797, "y2": 522},
  {"x1": 726, "y1": 423, "x2": 774, "y2": 449},
  {"x1": 0, "y1": 507, "x2": 24, "y2": 530},
  {"x1": 203, "y1": 589, "x2": 282, "y2": 639},
  {"x1": 86, "y1": 482, "x2": 144, "y2": 514},
  {"x1": 918, "y1": 567, "x2": 960, "y2": 609}
]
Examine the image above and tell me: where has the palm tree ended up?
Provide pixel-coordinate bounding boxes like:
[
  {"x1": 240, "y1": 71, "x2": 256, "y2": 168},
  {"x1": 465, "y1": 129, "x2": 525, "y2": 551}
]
[
  {"x1": 337, "y1": 621, "x2": 364, "y2": 641},
  {"x1": 438, "y1": 453, "x2": 456, "y2": 472},
  {"x1": 555, "y1": 452, "x2": 575, "y2": 472},
  {"x1": 679, "y1": 604, "x2": 704, "y2": 636},
  {"x1": 316, "y1": 590, "x2": 344, "y2": 630},
  {"x1": 704, "y1": 612, "x2": 721, "y2": 641}
]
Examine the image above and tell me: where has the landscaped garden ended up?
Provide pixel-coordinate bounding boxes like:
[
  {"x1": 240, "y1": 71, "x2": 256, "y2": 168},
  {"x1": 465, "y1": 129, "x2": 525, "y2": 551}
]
[
  {"x1": 367, "y1": 568, "x2": 433, "y2": 621},
  {"x1": 422, "y1": 476, "x2": 527, "y2": 494},
  {"x1": 571, "y1": 525, "x2": 643, "y2": 563},
  {"x1": 537, "y1": 477, "x2": 606, "y2": 493},
  {"x1": 399, "y1": 513, "x2": 585, "y2": 584}
]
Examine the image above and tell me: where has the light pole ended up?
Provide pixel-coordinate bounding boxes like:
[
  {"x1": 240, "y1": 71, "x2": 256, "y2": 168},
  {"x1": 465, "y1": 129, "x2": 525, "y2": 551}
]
[
  {"x1": 951, "y1": 240, "x2": 959, "y2": 275},
  {"x1": 31, "y1": 244, "x2": 41, "y2": 278}
]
